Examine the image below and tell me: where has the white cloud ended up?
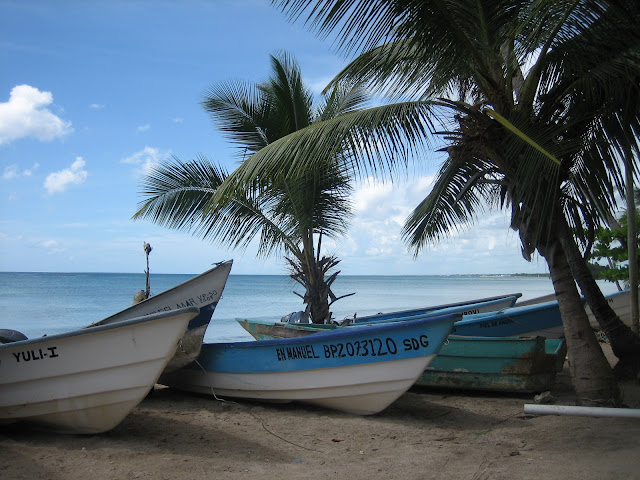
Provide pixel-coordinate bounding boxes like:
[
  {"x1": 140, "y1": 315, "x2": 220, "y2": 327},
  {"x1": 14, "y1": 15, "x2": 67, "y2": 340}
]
[
  {"x1": 2, "y1": 164, "x2": 18, "y2": 180},
  {"x1": 0, "y1": 85, "x2": 73, "y2": 145},
  {"x1": 352, "y1": 177, "x2": 394, "y2": 213},
  {"x1": 3, "y1": 162, "x2": 39, "y2": 180},
  {"x1": 172, "y1": 117, "x2": 184, "y2": 124},
  {"x1": 335, "y1": 174, "x2": 534, "y2": 273},
  {"x1": 34, "y1": 239, "x2": 66, "y2": 255},
  {"x1": 40, "y1": 239, "x2": 58, "y2": 249},
  {"x1": 44, "y1": 157, "x2": 88, "y2": 194},
  {"x1": 89, "y1": 103, "x2": 104, "y2": 109},
  {"x1": 23, "y1": 163, "x2": 39, "y2": 176},
  {"x1": 137, "y1": 124, "x2": 150, "y2": 132},
  {"x1": 121, "y1": 146, "x2": 170, "y2": 176}
]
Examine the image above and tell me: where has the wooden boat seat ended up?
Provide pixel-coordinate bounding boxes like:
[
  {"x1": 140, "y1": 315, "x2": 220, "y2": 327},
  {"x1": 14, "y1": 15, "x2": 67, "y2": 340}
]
[{"x1": 0, "y1": 329, "x2": 28, "y2": 344}]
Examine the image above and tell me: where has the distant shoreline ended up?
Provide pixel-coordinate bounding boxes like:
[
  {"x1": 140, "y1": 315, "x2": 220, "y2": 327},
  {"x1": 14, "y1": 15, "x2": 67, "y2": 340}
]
[{"x1": 0, "y1": 271, "x2": 551, "y2": 277}]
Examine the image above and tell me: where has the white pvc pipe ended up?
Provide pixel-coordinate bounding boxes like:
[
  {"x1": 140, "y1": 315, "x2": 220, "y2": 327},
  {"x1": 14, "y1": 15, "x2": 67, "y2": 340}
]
[{"x1": 524, "y1": 404, "x2": 640, "y2": 418}]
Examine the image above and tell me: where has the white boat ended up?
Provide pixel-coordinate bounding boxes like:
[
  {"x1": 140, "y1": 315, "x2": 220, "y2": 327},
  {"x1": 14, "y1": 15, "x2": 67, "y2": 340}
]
[
  {"x1": 518, "y1": 288, "x2": 638, "y2": 328},
  {"x1": 88, "y1": 260, "x2": 232, "y2": 372},
  {"x1": 585, "y1": 288, "x2": 639, "y2": 328},
  {"x1": 0, "y1": 307, "x2": 199, "y2": 434}
]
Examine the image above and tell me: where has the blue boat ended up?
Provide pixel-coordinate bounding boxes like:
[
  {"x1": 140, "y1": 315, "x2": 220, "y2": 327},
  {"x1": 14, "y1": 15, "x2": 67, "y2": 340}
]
[
  {"x1": 280, "y1": 293, "x2": 520, "y2": 325},
  {"x1": 160, "y1": 313, "x2": 460, "y2": 415},
  {"x1": 450, "y1": 300, "x2": 564, "y2": 338},
  {"x1": 349, "y1": 293, "x2": 520, "y2": 324},
  {"x1": 238, "y1": 294, "x2": 521, "y2": 340}
]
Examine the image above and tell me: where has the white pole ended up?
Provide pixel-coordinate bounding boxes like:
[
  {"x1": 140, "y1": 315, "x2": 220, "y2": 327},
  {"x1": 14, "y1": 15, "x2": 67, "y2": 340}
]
[{"x1": 524, "y1": 404, "x2": 640, "y2": 419}]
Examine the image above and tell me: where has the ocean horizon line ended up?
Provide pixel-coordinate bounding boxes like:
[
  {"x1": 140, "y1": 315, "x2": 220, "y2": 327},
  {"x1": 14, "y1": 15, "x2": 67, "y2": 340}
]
[{"x1": 0, "y1": 270, "x2": 550, "y2": 278}]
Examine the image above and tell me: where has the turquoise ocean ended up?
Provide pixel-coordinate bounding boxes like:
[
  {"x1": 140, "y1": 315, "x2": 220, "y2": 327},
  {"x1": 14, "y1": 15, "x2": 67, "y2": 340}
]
[{"x1": 0, "y1": 272, "x2": 619, "y2": 343}]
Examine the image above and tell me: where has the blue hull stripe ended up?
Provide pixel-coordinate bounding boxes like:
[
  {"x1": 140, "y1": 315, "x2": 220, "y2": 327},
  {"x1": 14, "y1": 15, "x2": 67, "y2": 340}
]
[
  {"x1": 188, "y1": 312, "x2": 459, "y2": 374},
  {"x1": 451, "y1": 301, "x2": 563, "y2": 337}
]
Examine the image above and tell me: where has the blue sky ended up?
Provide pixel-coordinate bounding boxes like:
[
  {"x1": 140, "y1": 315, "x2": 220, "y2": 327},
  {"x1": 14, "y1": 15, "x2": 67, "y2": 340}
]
[{"x1": 0, "y1": 0, "x2": 551, "y2": 275}]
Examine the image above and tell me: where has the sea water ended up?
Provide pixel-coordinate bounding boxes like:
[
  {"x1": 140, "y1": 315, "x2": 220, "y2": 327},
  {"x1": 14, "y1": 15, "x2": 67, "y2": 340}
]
[{"x1": 0, "y1": 272, "x2": 619, "y2": 343}]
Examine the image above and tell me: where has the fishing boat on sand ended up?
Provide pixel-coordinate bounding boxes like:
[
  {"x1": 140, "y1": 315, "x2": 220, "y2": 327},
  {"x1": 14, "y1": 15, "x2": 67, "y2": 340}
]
[
  {"x1": 415, "y1": 336, "x2": 567, "y2": 393},
  {"x1": 88, "y1": 260, "x2": 232, "y2": 372},
  {"x1": 256, "y1": 300, "x2": 566, "y2": 339},
  {"x1": 517, "y1": 288, "x2": 639, "y2": 329},
  {"x1": 160, "y1": 313, "x2": 460, "y2": 415},
  {"x1": 450, "y1": 301, "x2": 565, "y2": 338},
  {"x1": 0, "y1": 307, "x2": 199, "y2": 434},
  {"x1": 283, "y1": 293, "x2": 521, "y2": 325},
  {"x1": 238, "y1": 301, "x2": 568, "y2": 394},
  {"x1": 238, "y1": 294, "x2": 521, "y2": 340}
]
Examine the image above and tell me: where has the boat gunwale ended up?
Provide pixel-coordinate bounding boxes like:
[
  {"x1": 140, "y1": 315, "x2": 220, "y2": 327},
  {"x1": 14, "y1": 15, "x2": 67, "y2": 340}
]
[
  {"x1": 86, "y1": 260, "x2": 232, "y2": 327},
  {"x1": 0, "y1": 306, "x2": 200, "y2": 349},
  {"x1": 350, "y1": 293, "x2": 522, "y2": 321},
  {"x1": 209, "y1": 312, "x2": 461, "y2": 349}
]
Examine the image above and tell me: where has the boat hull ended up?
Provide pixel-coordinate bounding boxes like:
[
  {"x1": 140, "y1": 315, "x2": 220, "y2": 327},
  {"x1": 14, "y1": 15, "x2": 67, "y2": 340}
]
[
  {"x1": 350, "y1": 294, "x2": 520, "y2": 324},
  {"x1": 238, "y1": 312, "x2": 567, "y2": 394},
  {"x1": 89, "y1": 260, "x2": 232, "y2": 372},
  {"x1": 239, "y1": 296, "x2": 564, "y2": 341},
  {"x1": 416, "y1": 336, "x2": 567, "y2": 393},
  {"x1": 517, "y1": 288, "x2": 639, "y2": 329},
  {"x1": 161, "y1": 313, "x2": 459, "y2": 415},
  {"x1": 238, "y1": 294, "x2": 521, "y2": 341},
  {"x1": 0, "y1": 307, "x2": 198, "y2": 434},
  {"x1": 450, "y1": 301, "x2": 565, "y2": 338},
  {"x1": 165, "y1": 356, "x2": 435, "y2": 415}
]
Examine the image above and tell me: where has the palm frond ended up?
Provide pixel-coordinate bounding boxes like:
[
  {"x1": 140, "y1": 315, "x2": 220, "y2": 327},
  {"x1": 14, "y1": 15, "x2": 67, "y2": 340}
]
[
  {"x1": 201, "y1": 81, "x2": 271, "y2": 155},
  {"x1": 211, "y1": 100, "x2": 437, "y2": 206},
  {"x1": 402, "y1": 155, "x2": 497, "y2": 255},
  {"x1": 132, "y1": 155, "x2": 226, "y2": 230},
  {"x1": 262, "y1": 51, "x2": 314, "y2": 133}
]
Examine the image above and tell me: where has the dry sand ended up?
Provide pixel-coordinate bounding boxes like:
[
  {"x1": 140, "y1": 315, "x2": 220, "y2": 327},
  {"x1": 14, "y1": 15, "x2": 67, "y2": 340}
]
[{"x1": 2, "y1": 345, "x2": 640, "y2": 480}]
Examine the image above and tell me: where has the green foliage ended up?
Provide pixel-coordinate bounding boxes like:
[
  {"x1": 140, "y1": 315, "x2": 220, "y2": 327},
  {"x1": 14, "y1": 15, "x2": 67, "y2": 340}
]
[
  {"x1": 274, "y1": 0, "x2": 640, "y2": 260},
  {"x1": 591, "y1": 211, "x2": 640, "y2": 285},
  {"x1": 133, "y1": 51, "x2": 432, "y2": 321},
  {"x1": 133, "y1": 53, "x2": 362, "y2": 255}
]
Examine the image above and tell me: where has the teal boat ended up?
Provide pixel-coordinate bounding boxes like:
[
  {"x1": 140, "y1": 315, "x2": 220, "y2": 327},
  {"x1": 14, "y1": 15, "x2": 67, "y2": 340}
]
[{"x1": 415, "y1": 336, "x2": 566, "y2": 393}]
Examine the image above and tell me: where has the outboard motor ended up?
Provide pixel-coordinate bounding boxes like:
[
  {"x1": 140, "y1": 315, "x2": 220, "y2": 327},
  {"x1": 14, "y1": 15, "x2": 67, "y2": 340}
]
[
  {"x1": 280, "y1": 311, "x2": 311, "y2": 324},
  {"x1": 0, "y1": 329, "x2": 28, "y2": 344}
]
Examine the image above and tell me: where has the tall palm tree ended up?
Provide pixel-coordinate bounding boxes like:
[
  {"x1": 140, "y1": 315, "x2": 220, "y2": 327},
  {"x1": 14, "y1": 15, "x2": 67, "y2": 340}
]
[
  {"x1": 266, "y1": 0, "x2": 640, "y2": 403},
  {"x1": 133, "y1": 51, "x2": 435, "y2": 322}
]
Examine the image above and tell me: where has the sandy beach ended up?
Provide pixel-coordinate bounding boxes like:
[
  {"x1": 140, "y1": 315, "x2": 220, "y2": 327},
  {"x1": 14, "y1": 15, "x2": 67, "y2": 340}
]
[{"x1": 2, "y1": 344, "x2": 639, "y2": 480}]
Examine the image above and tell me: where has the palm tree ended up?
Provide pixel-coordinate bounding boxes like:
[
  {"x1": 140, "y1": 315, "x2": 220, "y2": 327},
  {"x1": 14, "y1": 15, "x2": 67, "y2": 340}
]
[
  {"x1": 133, "y1": 52, "x2": 435, "y2": 322},
  {"x1": 266, "y1": 0, "x2": 640, "y2": 403}
]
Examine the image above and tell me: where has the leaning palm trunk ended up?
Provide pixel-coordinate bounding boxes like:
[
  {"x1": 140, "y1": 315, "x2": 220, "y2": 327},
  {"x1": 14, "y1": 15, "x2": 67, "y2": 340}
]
[
  {"x1": 625, "y1": 155, "x2": 639, "y2": 334},
  {"x1": 537, "y1": 223, "x2": 620, "y2": 405},
  {"x1": 559, "y1": 219, "x2": 640, "y2": 380}
]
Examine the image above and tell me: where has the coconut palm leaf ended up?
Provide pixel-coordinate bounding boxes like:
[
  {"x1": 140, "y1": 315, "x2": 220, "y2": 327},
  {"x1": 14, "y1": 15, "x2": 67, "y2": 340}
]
[
  {"x1": 132, "y1": 156, "x2": 300, "y2": 256},
  {"x1": 210, "y1": 99, "x2": 438, "y2": 207},
  {"x1": 273, "y1": 0, "x2": 640, "y2": 396},
  {"x1": 135, "y1": 50, "x2": 432, "y2": 321}
]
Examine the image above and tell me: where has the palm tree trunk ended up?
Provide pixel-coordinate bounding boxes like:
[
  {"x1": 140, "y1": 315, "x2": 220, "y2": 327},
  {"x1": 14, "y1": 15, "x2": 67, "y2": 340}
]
[
  {"x1": 625, "y1": 156, "x2": 639, "y2": 334},
  {"x1": 302, "y1": 234, "x2": 331, "y2": 323},
  {"x1": 305, "y1": 274, "x2": 332, "y2": 323},
  {"x1": 287, "y1": 239, "x2": 332, "y2": 324},
  {"x1": 303, "y1": 253, "x2": 331, "y2": 323},
  {"x1": 559, "y1": 217, "x2": 640, "y2": 379},
  {"x1": 537, "y1": 226, "x2": 620, "y2": 406}
]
